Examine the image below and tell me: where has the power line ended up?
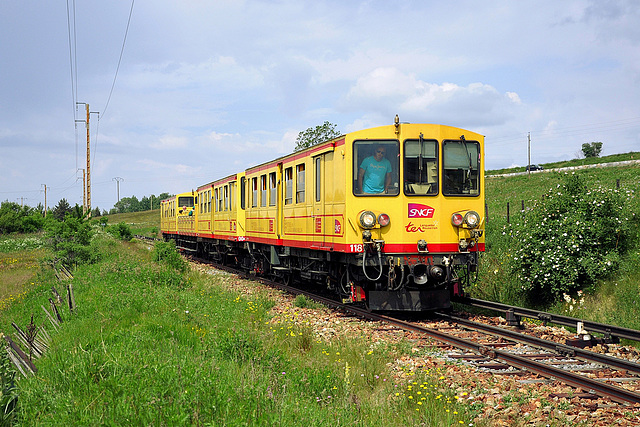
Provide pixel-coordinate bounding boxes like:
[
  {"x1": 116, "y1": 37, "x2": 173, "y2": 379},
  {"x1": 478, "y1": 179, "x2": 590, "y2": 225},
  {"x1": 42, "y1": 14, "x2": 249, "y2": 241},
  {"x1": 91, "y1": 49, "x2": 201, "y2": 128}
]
[
  {"x1": 93, "y1": 0, "x2": 135, "y2": 184},
  {"x1": 101, "y1": 0, "x2": 135, "y2": 119},
  {"x1": 66, "y1": 0, "x2": 79, "y2": 172},
  {"x1": 66, "y1": 0, "x2": 78, "y2": 118}
]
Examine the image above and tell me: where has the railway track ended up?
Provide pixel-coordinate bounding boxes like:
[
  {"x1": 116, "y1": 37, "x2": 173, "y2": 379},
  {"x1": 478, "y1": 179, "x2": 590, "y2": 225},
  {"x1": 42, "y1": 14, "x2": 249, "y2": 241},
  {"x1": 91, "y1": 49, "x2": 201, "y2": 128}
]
[{"x1": 190, "y1": 256, "x2": 640, "y2": 406}]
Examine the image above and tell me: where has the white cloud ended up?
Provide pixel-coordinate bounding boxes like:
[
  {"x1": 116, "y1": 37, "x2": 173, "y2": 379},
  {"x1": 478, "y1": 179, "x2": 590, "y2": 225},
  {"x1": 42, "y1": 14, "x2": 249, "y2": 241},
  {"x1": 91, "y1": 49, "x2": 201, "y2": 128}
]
[
  {"x1": 151, "y1": 135, "x2": 189, "y2": 150},
  {"x1": 342, "y1": 68, "x2": 521, "y2": 127}
]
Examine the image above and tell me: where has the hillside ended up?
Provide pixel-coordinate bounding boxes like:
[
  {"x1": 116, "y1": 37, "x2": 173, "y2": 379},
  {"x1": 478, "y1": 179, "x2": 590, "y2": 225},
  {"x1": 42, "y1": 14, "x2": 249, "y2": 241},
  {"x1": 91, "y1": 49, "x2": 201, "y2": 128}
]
[
  {"x1": 102, "y1": 208, "x2": 160, "y2": 238},
  {"x1": 479, "y1": 161, "x2": 640, "y2": 328}
]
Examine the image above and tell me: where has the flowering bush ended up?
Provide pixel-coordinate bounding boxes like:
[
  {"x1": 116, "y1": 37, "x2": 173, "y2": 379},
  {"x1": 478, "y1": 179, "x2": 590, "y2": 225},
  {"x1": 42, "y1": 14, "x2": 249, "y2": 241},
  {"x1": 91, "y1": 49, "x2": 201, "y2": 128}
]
[{"x1": 507, "y1": 173, "x2": 636, "y2": 305}]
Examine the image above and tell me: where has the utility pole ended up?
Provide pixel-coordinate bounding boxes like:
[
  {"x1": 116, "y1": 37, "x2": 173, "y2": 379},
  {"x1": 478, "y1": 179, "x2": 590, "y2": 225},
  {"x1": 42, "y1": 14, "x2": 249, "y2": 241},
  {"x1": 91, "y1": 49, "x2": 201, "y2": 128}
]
[
  {"x1": 113, "y1": 177, "x2": 124, "y2": 210},
  {"x1": 527, "y1": 132, "x2": 531, "y2": 177},
  {"x1": 81, "y1": 169, "x2": 86, "y2": 213},
  {"x1": 76, "y1": 103, "x2": 98, "y2": 218},
  {"x1": 41, "y1": 184, "x2": 47, "y2": 217},
  {"x1": 86, "y1": 103, "x2": 90, "y2": 216}
]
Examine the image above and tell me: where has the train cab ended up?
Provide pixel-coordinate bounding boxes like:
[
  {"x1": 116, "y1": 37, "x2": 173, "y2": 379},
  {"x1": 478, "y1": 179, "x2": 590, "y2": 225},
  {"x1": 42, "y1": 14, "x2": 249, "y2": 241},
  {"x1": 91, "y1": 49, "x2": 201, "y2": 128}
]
[{"x1": 342, "y1": 122, "x2": 484, "y2": 310}]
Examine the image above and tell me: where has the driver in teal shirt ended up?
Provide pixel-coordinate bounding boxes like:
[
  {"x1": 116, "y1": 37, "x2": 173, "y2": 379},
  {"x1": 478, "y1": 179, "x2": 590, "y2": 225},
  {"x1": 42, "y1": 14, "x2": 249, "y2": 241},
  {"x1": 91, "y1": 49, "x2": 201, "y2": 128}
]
[{"x1": 357, "y1": 145, "x2": 392, "y2": 194}]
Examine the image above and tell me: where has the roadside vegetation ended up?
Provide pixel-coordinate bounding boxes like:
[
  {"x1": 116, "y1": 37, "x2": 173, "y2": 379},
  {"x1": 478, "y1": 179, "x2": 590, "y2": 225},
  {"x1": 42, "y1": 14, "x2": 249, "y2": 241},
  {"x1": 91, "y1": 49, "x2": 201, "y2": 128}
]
[{"x1": 475, "y1": 163, "x2": 640, "y2": 330}]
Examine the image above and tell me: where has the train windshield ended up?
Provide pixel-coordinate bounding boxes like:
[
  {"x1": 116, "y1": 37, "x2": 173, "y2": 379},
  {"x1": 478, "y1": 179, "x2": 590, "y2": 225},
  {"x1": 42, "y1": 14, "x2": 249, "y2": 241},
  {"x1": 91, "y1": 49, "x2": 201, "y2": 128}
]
[
  {"x1": 403, "y1": 138, "x2": 438, "y2": 195},
  {"x1": 353, "y1": 140, "x2": 399, "y2": 196},
  {"x1": 442, "y1": 138, "x2": 480, "y2": 196},
  {"x1": 177, "y1": 196, "x2": 195, "y2": 207}
]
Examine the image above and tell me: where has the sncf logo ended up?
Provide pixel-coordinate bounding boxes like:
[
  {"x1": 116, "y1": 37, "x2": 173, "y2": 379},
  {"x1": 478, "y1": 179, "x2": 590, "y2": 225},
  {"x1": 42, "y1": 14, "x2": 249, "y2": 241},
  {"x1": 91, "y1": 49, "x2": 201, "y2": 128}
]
[{"x1": 408, "y1": 203, "x2": 435, "y2": 218}]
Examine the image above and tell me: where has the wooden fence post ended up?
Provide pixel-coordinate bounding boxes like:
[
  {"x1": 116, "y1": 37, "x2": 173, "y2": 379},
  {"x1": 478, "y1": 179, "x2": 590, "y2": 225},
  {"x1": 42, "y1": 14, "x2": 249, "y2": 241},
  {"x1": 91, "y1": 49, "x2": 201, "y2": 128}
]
[{"x1": 485, "y1": 203, "x2": 489, "y2": 224}]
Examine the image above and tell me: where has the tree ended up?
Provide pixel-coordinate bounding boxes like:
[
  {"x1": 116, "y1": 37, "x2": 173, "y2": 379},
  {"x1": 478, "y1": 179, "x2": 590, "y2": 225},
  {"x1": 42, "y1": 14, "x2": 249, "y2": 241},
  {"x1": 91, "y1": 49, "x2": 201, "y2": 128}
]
[
  {"x1": 581, "y1": 141, "x2": 603, "y2": 158},
  {"x1": 52, "y1": 198, "x2": 72, "y2": 221},
  {"x1": 294, "y1": 121, "x2": 341, "y2": 152},
  {"x1": 114, "y1": 196, "x2": 140, "y2": 213}
]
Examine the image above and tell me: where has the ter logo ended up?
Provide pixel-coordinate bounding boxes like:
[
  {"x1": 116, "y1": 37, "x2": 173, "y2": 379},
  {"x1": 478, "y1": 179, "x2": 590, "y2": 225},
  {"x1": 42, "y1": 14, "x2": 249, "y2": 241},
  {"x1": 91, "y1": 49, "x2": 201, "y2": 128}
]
[{"x1": 408, "y1": 203, "x2": 435, "y2": 218}]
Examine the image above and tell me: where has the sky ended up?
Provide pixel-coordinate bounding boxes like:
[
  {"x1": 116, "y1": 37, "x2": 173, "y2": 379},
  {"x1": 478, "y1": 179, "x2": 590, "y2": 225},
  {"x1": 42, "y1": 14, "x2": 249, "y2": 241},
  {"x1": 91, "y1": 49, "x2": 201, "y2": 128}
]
[{"x1": 1, "y1": 0, "x2": 639, "y2": 212}]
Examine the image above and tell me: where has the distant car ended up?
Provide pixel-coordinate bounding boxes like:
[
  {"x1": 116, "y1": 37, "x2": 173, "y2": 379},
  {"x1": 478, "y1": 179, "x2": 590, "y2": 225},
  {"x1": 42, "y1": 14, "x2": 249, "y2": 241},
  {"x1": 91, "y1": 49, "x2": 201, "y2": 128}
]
[{"x1": 526, "y1": 164, "x2": 543, "y2": 171}]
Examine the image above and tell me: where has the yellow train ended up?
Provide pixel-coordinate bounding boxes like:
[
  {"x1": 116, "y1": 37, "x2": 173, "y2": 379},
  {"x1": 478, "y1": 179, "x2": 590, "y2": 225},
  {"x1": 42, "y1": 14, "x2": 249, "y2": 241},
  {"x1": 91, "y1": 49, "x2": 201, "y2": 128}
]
[{"x1": 161, "y1": 118, "x2": 485, "y2": 311}]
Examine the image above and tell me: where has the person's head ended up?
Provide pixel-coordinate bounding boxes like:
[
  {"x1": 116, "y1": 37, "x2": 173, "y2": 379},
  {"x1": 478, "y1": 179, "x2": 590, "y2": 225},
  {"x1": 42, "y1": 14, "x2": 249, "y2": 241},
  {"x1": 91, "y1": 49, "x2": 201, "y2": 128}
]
[{"x1": 374, "y1": 145, "x2": 386, "y2": 161}]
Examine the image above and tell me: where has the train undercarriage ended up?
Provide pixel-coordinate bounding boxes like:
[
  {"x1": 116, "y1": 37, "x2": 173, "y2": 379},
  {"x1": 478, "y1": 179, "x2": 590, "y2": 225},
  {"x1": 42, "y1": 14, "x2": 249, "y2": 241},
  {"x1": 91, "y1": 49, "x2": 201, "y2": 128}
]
[{"x1": 165, "y1": 233, "x2": 478, "y2": 312}]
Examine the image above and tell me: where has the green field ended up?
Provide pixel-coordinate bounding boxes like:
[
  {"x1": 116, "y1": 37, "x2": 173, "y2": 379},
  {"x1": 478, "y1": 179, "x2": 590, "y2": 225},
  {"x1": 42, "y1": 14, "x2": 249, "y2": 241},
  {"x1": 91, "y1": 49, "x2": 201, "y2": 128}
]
[
  {"x1": 477, "y1": 162, "x2": 640, "y2": 328},
  {"x1": 101, "y1": 208, "x2": 161, "y2": 238}
]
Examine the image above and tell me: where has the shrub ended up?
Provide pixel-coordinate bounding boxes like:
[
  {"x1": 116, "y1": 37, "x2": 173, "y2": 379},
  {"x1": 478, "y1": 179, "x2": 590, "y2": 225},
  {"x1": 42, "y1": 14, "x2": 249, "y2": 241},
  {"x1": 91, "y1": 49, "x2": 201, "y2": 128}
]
[
  {"x1": 107, "y1": 222, "x2": 133, "y2": 241},
  {"x1": 44, "y1": 216, "x2": 98, "y2": 269},
  {"x1": 0, "y1": 202, "x2": 45, "y2": 234},
  {"x1": 507, "y1": 173, "x2": 636, "y2": 305},
  {"x1": 152, "y1": 240, "x2": 187, "y2": 273}
]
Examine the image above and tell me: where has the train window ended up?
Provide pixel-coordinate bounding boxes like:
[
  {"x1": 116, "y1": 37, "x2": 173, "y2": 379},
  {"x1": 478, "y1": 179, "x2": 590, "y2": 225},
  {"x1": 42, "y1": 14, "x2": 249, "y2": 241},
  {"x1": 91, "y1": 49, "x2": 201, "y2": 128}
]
[
  {"x1": 240, "y1": 177, "x2": 246, "y2": 210},
  {"x1": 260, "y1": 175, "x2": 267, "y2": 207},
  {"x1": 315, "y1": 157, "x2": 321, "y2": 202},
  {"x1": 178, "y1": 196, "x2": 194, "y2": 207},
  {"x1": 284, "y1": 167, "x2": 293, "y2": 205},
  {"x1": 296, "y1": 164, "x2": 305, "y2": 203},
  {"x1": 404, "y1": 138, "x2": 438, "y2": 196},
  {"x1": 252, "y1": 177, "x2": 258, "y2": 207},
  {"x1": 353, "y1": 140, "x2": 399, "y2": 196},
  {"x1": 443, "y1": 139, "x2": 480, "y2": 196},
  {"x1": 229, "y1": 182, "x2": 235, "y2": 211},
  {"x1": 224, "y1": 185, "x2": 229, "y2": 211},
  {"x1": 214, "y1": 188, "x2": 219, "y2": 212},
  {"x1": 269, "y1": 172, "x2": 276, "y2": 206},
  {"x1": 208, "y1": 190, "x2": 211, "y2": 213}
]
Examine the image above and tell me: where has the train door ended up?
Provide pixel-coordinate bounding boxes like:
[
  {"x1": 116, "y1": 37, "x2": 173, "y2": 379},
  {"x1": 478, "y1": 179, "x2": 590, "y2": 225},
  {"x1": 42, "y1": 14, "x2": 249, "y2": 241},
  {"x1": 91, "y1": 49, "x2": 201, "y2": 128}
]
[
  {"x1": 313, "y1": 156, "x2": 324, "y2": 248},
  {"x1": 276, "y1": 163, "x2": 283, "y2": 239},
  {"x1": 313, "y1": 152, "x2": 334, "y2": 249}
]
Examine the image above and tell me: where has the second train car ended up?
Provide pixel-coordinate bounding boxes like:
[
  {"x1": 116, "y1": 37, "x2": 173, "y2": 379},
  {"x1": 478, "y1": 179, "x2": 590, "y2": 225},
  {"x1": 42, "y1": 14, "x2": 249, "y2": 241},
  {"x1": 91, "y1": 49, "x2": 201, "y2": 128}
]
[{"x1": 161, "y1": 118, "x2": 485, "y2": 311}]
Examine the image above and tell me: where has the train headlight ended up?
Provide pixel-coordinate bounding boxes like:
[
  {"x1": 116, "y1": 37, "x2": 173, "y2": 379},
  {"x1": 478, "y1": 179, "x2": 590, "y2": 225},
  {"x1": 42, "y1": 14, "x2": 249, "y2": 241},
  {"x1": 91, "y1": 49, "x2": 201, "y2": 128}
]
[
  {"x1": 359, "y1": 211, "x2": 376, "y2": 229},
  {"x1": 451, "y1": 213, "x2": 464, "y2": 227},
  {"x1": 377, "y1": 213, "x2": 390, "y2": 227},
  {"x1": 464, "y1": 211, "x2": 480, "y2": 228}
]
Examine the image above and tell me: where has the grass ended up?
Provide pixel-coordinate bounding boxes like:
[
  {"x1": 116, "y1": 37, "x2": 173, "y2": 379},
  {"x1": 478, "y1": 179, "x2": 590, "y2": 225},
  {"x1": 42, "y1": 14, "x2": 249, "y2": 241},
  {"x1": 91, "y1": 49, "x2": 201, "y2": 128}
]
[
  {"x1": 0, "y1": 234, "x2": 48, "y2": 312},
  {"x1": 2, "y1": 232, "x2": 477, "y2": 425},
  {"x1": 100, "y1": 209, "x2": 161, "y2": 238}
]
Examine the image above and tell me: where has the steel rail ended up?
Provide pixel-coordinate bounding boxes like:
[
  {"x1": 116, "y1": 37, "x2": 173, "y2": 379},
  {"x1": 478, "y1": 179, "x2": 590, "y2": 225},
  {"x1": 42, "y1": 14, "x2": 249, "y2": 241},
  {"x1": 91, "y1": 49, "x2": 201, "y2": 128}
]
[
  {"x1": 363, "y1": 310, "x2": 640, "y2": 406},
  {"x1": 455, "y1": 296, "x2": 640, "y2": 342},
  {"x1": 436, "y1": 312, "x2": 640, "y2": 375}
]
